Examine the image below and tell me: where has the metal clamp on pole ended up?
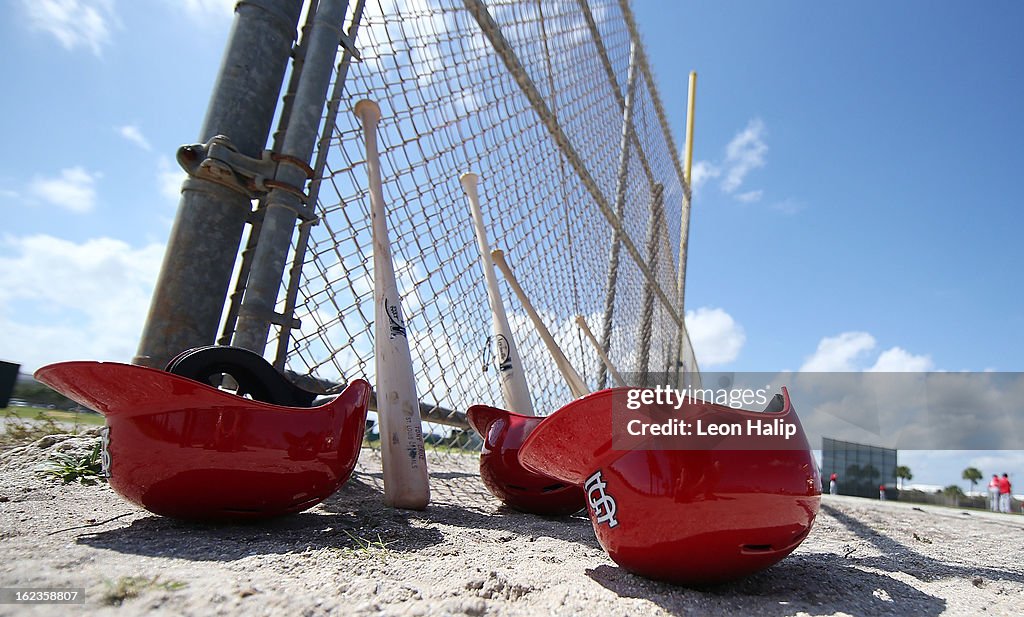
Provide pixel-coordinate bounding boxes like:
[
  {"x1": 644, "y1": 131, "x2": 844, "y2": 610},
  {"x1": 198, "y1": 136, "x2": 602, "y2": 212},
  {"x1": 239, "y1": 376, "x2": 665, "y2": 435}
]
[
  {"x1": 176, "y1": 135, "x2": 319, "y2": 221},
  {"x1": 176, "y1": 135, "x2": 278, "y2": 199},
  {"x1": 338, "y1": 31, "x2": 361, "y2": 61}
]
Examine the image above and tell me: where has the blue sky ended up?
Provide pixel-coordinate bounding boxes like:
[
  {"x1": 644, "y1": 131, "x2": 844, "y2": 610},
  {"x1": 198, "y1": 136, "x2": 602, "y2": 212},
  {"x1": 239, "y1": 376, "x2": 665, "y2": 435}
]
[
  {"x1": 635, "y1": 2, "x2": 1024, "y2": 489},
  {"x1": 1, "y1": 1, "x2": 1022, "y2": 489}
]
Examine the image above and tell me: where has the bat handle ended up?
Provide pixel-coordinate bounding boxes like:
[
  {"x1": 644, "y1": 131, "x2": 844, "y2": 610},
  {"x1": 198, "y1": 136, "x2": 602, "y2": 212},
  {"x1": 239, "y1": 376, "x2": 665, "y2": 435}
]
[
  {"x1": 576, "y1": 315, "x2": 627, "y2": 388},
  {"x1": 491, "y1": 250, "x2": 591, "y2": 399}
]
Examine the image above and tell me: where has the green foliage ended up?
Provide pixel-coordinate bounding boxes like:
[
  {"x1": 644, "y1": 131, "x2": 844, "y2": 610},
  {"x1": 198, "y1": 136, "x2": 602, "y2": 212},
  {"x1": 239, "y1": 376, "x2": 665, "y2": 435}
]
[
  {"x1": 943, "y1": 484, "x2": 966, "y2": 500},
  {"x1": 40, "y1": 442, "x2": 105, "y2": 485},
  {"x1": 896, "y1": 465, "x2": 913, "y2": 489},
  {"x1": 4, "y1": 406, "x2": 103, "y2": 426},
  {"x1": 11, "y1": 379, "x2": 79, "y2": 410},
  {"x1": 103, "y1": 576, "x2": 187, "y2": 606},
  {"x1": 334, "y1": 530, "x2": 398, "y2": 561},
  {"x1": 962, "y1": 466, "x2": 983, "y2": 490},
  {"x1": 1, "y1": 410, "x2": 64, "y2": 449}
]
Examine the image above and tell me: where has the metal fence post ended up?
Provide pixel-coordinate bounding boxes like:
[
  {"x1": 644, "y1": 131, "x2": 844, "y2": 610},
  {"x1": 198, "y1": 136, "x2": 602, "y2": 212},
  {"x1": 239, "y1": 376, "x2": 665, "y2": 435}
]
[
  {"x1": 597, "y1": 42, "x2": 639, "y2": 389},
  {"x1": 133, "y1": 0, "x2": 303, "y2": 369},
  {"x1": 637, "y1": 184, "x2": 663, "y2": 387},
  {"x1": 231, "y1": 0, "x2": 352, "y2": 354}
]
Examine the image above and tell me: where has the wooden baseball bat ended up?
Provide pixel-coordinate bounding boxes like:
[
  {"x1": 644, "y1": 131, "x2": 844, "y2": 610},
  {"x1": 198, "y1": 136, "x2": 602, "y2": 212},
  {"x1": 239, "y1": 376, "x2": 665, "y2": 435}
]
[
  {"x1": 353, "y1": 99, "x2": 430, "y2": 510},
  {"x1": 575, "y1": 315, "x2": 627, "y2": 388},
  {"x1": 460, "y1": 173, "x2": 535, "y2": 415},
  {"x1": 490, "y1": 249, "x2": 591, "y2": 399}
]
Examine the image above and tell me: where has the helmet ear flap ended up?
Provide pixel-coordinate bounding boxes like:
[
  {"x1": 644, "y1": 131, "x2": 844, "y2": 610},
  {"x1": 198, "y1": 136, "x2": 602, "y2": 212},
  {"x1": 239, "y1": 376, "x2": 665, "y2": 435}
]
[{"x1": 165, "y1": 345, "x2": 319, "y2": 407}]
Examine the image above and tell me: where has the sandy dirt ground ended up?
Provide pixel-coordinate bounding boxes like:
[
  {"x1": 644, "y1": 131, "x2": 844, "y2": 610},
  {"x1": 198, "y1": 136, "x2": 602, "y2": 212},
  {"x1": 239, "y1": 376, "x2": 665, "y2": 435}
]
[{"x1": 1, "y1": 431, "x2": 1022, "y2": 616}]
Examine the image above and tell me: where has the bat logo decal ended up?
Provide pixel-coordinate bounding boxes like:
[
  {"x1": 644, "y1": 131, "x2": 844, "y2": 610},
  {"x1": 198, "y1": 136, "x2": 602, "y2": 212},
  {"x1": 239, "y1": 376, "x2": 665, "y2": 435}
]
[
  {"x1": 385, "y1": 298, "x2": 407, "y2": 339},
  {"x1": 585, "y1": 469, "x2": 618, "y2": 528},
  {"x1": 495, "y1": 334, "x2": 512, "y2": 372}
]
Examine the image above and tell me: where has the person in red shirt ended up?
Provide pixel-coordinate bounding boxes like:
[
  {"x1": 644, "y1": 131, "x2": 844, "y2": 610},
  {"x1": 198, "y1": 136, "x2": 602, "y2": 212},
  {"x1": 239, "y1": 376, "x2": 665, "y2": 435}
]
[
  {"x1": 988, "y1": 474, "x2": 1001, "y2": 511},
  {"x1": 998, "y1": 474, "x2": 1012, "y2": 513},
  {"x1": 829, "y1": 472, "x2": 838, "y2": 495}
]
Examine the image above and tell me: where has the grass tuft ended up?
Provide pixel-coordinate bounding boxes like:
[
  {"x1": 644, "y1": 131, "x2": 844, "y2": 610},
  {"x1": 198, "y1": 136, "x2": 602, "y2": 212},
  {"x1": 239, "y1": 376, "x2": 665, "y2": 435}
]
[
  {"x1": 102, "y1": 576, "x2": 187, "y2": 606},
  {"x1": 39, "y1": 441, "x2": 105, "y2": 485},
  {"x1": 335, "y1": 530, "x2": 398, "y2": 560}
]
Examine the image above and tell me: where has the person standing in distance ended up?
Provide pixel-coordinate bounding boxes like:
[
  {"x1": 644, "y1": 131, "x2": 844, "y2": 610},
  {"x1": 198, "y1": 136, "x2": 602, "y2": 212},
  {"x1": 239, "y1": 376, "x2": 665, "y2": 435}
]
[
  {"x1": 829, "y1": 472, "x2": 838, "y2": 495},
  {"x1": 988, "y1": 474, "x2": 1001, "y2": 512},
  {"x1": 998, "y1": 473, "x2": 1012, "y2": 513}
]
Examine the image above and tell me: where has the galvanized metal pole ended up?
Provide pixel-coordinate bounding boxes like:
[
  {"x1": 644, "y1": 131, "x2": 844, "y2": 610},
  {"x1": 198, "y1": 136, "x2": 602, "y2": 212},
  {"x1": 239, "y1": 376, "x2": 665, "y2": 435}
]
[
  {"x1": 219, "y1": 0, "x2": 322, "y2": 347},
  {"x1": 597, "y1": 42, "x2": 639, "y2": 389},
  {"x1": 273, "y1": 0, "x2": 366, "y2": 370},
  {"x1": 133, "y1": 0, "x2": 302, "y2": 369},
  {"x1": 232, "y1": 0, "x2": 351, "y2": 353},
  {"x1": 636, "y1": 184, "x2": 663, "y2": 387}
]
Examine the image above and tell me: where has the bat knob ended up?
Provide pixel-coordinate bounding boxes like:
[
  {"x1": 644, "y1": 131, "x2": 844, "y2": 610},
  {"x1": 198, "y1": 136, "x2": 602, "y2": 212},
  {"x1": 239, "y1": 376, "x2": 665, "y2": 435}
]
[
  {"x1": 459, "y1": 172, "x2": 479, "y2": 190},
  {"x1": 353, "y1": 99, "x2": 382, "y2": 124}
]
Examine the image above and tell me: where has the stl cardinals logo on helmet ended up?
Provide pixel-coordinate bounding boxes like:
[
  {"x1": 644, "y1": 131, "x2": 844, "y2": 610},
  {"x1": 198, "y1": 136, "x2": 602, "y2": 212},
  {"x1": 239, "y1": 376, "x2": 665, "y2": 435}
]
[
  {"x1": 585, "y1": 469, "x2": 618, "y2": 528},
  {"x1": 99, "y1": 426, "x2": 112, "y2": 478}
]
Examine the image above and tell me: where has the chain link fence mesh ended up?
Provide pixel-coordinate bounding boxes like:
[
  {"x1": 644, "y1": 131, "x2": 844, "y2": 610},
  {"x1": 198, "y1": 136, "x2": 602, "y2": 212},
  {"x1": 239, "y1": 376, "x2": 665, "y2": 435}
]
[{"x1": 279, "y1": 0, "x2": 699, "y2": 455}]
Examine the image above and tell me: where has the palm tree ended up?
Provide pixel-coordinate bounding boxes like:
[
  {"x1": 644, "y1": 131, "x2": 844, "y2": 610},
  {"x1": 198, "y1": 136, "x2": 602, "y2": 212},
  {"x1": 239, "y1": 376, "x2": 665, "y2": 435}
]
[
  {"x1": 962, "y1": 467, "x2": 983, "y2": 493},
  {"x1": 896, "y1": 465, "x2": 912, "y2": 490}
]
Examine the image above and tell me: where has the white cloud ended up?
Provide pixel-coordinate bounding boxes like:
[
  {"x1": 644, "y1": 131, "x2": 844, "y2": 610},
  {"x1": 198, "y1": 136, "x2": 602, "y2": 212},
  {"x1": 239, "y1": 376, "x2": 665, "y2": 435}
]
[
  {"x1": 174, "y1": 0, "x2": 236, "y2": 21},
  {"x1": 158, "y1": 157, "x2": 186, "y2": 203},
  {"x1": 801, "y1": 332, "x2": 934, "y2": 373},
  {"x1": 117, "y1": 125, "x2": 151, "y2": 151},
  {"x1": 800, "y1": 331, "x2": 876, "y2": 372},
  {"x1": 685, "y1": 307, "x2": 745, "y2": 367},
  {"x1": 690, "y1": 160, "x2": 720, "y2": 192},
  {"x1": 0, "y1": 234, "x2": 164, "y2": 371},
  {"x1": 868, "y1": 347, "x2": 934, "y2": 372},
  {"x1": 771, "y1": 198, "x2": 803, "y2": 215},
  {"x1": 20, "y1": 0, "x2": 116, "y2": 56},
  {"x1": 721, "y1": 118, "x2": 767, "y2": 193},
  {"x1": 27, "y1": 167, "x2": 100, "y2": 213},
  {"x1": 688, "y1": 119, "x2": 769, "y2": 203},
  {"x1": 735, "y1": 189, "x2": 763, "y2": 203}
]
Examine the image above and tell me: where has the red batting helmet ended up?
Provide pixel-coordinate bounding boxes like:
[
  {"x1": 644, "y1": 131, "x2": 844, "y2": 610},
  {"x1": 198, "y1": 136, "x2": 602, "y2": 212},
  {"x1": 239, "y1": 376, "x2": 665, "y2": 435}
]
[
  {"x1": 518, "y1": 387, "x2": 820, "y2": 585},
  {"x1": 35, "y1": 360, "x2": 371, "y2": 520},
  {"x1": 467, "y1": 405, "x2": 585, "y2": 515}
]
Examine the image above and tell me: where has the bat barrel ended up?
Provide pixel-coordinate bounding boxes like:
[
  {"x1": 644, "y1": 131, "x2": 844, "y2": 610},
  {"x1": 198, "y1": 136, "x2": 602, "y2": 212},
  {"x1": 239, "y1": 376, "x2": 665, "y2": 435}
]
[
  {"x1": 461, "y1": 174, "x2": 535, "y2": 415},
  {"x1": 354, "y1": 99, "x2": 430, "y2": 510}
]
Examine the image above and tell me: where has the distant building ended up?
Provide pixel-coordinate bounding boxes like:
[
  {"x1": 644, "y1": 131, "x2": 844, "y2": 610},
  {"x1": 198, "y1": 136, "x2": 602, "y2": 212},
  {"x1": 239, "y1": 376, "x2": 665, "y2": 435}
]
[
  {"x1": 0, "y1": 361, "x2": 19, "y2": 409},
  {"x1": 822, "y1": 437, "x2": 898, "y2": 499}
]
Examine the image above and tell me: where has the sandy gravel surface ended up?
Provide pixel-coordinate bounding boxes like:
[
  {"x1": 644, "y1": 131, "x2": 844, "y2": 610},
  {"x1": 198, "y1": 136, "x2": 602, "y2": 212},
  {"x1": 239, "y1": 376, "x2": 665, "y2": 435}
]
[{"x1": 1, "y1": 432, "x2": 1022, "y2": 616}]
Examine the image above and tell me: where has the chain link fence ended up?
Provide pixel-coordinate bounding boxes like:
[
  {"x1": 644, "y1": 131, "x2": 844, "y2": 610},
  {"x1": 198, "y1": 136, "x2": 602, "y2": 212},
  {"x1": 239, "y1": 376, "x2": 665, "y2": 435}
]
[{"x1": 279, "y1": 0, "x2": 698, "y2": 453}]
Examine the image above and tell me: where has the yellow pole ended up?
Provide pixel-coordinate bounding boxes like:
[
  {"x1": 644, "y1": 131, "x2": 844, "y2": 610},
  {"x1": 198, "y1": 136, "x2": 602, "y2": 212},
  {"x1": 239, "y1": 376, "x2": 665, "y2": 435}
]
[
  {"x1": 683, "y1": 71, "x2": 697, "y2": 188},
  {"x1": 676, "y1": 71, "x2": 697, "y2": 387}
]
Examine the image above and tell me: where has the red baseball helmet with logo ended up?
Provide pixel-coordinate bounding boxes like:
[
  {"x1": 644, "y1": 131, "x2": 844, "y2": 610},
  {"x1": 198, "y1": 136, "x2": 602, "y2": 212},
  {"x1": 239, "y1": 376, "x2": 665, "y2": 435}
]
[
  {"x1": 467, "y1": 405, "x2": 585, "y2": 515},
  {"x1": 518, "y1": 386, "x2": 820, "y2": 585},
  {"x1": 35, "y1": 357, "x2": 371, "y2": 520}
]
